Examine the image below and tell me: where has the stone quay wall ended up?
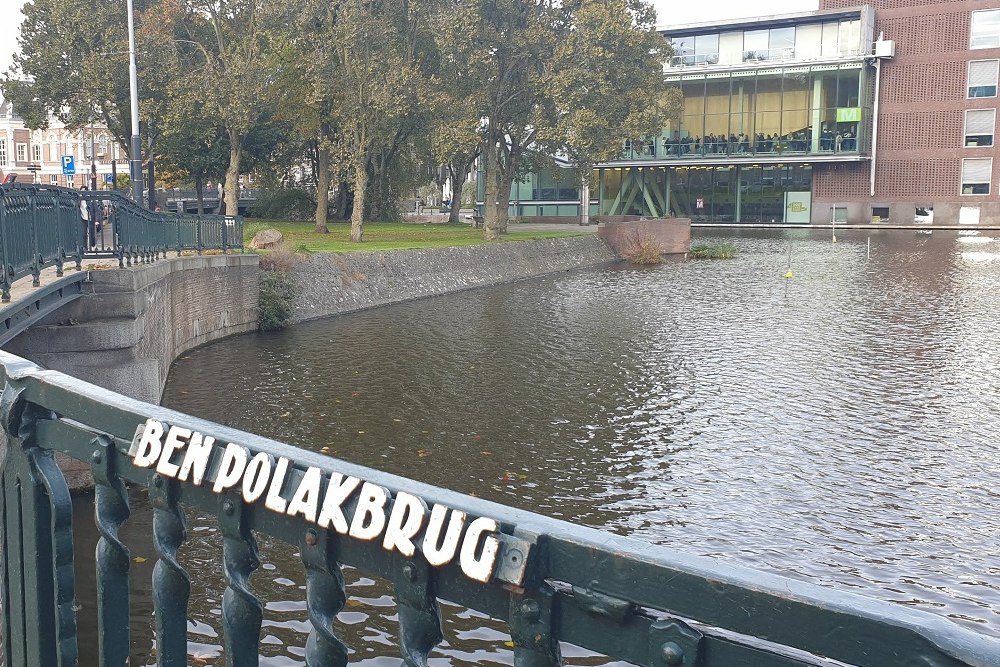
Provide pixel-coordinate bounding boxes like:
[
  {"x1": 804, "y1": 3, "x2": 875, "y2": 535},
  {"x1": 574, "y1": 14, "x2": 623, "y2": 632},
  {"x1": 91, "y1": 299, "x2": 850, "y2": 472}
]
[
  {"x1": 286, "y1": 236, "x2": 618, "y2": 324},
  {"x1": 6, "y1": 254, "x2": 259, "y2": 405}
]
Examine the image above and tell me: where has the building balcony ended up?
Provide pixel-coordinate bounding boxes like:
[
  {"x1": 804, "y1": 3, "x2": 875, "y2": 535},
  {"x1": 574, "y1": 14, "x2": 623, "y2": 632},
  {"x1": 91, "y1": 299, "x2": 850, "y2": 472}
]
[{"x1": 665, "y1": 47, "x2": 866, "y2": 72}]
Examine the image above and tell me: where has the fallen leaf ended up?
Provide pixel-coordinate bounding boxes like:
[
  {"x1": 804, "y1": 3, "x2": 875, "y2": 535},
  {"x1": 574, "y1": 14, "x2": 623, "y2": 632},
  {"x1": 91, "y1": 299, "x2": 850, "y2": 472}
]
[
  {"x1": 280, "y1": 412, "x2": 290, "y2": 418},
  {"x1": 481, "y1": 451, "x2": 492, "y2": 456},
  {"x1": 134, "y1": 556, "x2": 147, "y2": 564},
  {"x1": 417, "y1": 449, "x2": 430, "y2": 458}
]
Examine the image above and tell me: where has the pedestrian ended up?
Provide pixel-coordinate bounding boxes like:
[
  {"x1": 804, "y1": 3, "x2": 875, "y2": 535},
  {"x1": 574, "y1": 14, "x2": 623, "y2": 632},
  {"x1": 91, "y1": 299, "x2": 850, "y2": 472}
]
[{"x1": 79, "y1": 187, "x2": 95, "y2": 248}]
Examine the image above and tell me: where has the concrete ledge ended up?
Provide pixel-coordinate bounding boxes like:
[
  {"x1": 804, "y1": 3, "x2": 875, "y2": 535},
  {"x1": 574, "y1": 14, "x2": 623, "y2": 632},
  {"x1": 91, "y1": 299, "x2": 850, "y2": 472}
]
[
  {"x1": 596, "y1": 218, "x2": 692, "y2": 258},
  {"x1": 10, "y1": 254, "x2": 260, "y2": 404},
  {"x1": 288, "y1": 236, "x2": 617, "y2": 324}
]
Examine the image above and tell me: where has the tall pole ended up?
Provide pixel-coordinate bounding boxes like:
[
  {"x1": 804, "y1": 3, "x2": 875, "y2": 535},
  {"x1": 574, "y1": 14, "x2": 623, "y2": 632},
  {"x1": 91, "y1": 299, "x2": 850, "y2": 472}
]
[
  {"x1": 127, "y1": 0, "x2": 144, "y2": 205},
  {"x1": 90, "y1": 119, "x2": 98, "y2": 191}
]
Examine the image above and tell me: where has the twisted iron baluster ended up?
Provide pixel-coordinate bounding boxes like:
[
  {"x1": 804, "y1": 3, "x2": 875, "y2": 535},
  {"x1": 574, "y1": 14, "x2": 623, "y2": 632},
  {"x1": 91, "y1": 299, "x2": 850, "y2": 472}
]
[
  {"x1": 393, "y1": 557, "x2": 443, "y2": 666},
  {"x1": 149, "y1": 473, "x2": 190, "y2": 667},
  {"x1": 300, "y1": 528, "x2": 348, "y2": 666},
  {"x1": 218, "y1": 493, "x2": 262, "y2": 667},
  {"x1": 91, "y1": 435, "x2": 131, "y2": 667}
]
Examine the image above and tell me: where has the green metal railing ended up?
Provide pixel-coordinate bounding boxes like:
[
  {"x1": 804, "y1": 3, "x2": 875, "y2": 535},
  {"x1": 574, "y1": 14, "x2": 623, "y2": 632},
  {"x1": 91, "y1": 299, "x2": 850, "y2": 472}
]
[
  {"x1": 2, "y1": 350, "x2": 999, "y2": 666},
  {"x1": 0, "y1": 185, "x2": 243, "y2": 302}
]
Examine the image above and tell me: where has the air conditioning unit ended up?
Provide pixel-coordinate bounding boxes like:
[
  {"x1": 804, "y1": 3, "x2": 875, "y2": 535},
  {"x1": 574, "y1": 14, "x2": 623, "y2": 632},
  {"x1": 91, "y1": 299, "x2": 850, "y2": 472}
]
[{"x1": 874, "y1": 39, "x2": 895, "y2": 58}]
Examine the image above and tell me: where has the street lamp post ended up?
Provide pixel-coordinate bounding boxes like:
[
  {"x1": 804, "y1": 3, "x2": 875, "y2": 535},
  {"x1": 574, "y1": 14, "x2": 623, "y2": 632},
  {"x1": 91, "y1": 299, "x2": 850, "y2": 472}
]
[{"x1": 126, "y1": 0, "x2": 144, "y2": 205}]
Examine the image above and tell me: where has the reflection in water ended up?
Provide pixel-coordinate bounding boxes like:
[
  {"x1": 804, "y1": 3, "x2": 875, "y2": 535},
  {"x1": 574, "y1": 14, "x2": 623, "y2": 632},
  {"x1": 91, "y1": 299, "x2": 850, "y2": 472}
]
[{"x1": 91, "y1": 229, "x2": 1000, "y2": 663}]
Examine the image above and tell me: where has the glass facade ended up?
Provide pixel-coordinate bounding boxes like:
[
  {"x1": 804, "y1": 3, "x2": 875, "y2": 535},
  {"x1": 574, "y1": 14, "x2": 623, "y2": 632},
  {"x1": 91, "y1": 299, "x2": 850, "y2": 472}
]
[
  {"x1": 598, "y1": 164, "x2": 813, "y2": 223},
  {"x1": 669, "y1": 19, "x2": 863, "y2": 67},
  {"x1": 619, "y1": 64, "x2": 866, "y2": 161}
]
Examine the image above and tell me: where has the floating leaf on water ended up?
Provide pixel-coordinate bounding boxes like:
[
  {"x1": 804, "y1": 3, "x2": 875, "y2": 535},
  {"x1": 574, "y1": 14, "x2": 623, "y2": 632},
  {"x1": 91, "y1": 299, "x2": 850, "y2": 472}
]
[
  {"x1": 280, "y1": 412, "x2": 290, "y2": 418},
  {"x1": 417, "y1": 449, "x2": 430, "y2": 457},
  {"x1": 481, "y1": 451, "x2": 492, "y2": 455},
  {"x1": 134, "y1": 556, "x2": 147, "y2": 564}
]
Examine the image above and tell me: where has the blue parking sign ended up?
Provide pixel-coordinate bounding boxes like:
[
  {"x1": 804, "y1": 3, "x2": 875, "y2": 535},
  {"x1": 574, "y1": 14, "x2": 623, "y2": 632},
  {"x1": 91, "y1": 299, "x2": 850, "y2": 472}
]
[
  {"x1": 61, "y1": 155, "x2": 76, "y2": 175},
  {"x1": 105, "y1": 173, "x2": 114, "y2": 184}
]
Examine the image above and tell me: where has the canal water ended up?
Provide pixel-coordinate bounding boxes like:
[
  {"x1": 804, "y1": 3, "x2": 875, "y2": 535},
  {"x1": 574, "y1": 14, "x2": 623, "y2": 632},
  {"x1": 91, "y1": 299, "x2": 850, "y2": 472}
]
[{"x1": 114, "y1": 229, "x2": 1000, "y2": 664}]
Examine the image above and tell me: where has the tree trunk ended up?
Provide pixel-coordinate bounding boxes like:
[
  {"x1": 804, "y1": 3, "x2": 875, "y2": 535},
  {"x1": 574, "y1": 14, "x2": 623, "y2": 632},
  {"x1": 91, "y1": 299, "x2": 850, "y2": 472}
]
[
  {"x1": 195, "y1": 175, "x2": 204, "y2": 214},
  {"x1": 224, "y1": 132, "x2": 242, "y2": 217},
  {"x1": 496, "y1": 174, "x2": 513, "y2": 235},
  {"x1": 336, "y1": 180, "x2": 350, "y2": 220},
  {"x1": 351, "y1": 158, "x2": 366, "y2": 242},
  {"x1": 447, "y1": 150, "x2": 476, "y2": 225},
  {"x1": 315, "y1": 144, "x2": 331, "y2": 233},
  {"x1": 483, "y1": 145, "x2": 501, "y2": 241}
]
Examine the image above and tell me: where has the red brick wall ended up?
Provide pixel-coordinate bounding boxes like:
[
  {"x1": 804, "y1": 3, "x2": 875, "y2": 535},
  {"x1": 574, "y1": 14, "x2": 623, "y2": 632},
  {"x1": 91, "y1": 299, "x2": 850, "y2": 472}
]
[{"x1": 815, "y1": 0, "x2": 1000, "y2": 221}]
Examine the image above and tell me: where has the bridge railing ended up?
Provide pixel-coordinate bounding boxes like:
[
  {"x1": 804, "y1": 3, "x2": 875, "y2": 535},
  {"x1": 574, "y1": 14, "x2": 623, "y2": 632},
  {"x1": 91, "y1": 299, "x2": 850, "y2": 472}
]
[
  {"x1": 0, "y1": 184, "x2": 244, "y2": 301},
  {"x1": 0, "y1": 185, "x2": 84, "y2": 300},
  {"x1": 1, "y1": 350, "x2": 999, "y2": 667},
  {"x1": 81, "y1": 190, "x2": 243, "y2": 266}
]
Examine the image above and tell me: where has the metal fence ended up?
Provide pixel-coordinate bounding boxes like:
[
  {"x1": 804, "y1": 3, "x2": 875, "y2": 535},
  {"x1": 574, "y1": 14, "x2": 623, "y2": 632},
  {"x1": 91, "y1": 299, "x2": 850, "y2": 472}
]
[
  {"x1": 1, "y1": 350, "x2": 999, "y2": 666},
  {"x1": 0, "y1": 184, "x2": 243, "y2": 302}
]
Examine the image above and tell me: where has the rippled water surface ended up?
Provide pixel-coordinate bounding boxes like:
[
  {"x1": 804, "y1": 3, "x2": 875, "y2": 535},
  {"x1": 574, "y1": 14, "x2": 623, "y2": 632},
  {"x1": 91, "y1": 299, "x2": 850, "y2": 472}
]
[{"x1": 141, "y1": 229, "x2": 1000, "y2": 663}]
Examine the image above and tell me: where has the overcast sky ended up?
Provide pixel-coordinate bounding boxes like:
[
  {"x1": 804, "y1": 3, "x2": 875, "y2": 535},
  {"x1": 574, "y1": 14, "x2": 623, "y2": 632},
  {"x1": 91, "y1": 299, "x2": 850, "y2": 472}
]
[{"x1": 0, "y1": 0, "x2": 819, "y2": 74}]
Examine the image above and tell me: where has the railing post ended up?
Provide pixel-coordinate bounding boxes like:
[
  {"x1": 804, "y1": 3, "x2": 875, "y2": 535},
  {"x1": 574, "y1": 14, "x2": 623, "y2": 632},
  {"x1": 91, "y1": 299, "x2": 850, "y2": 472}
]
[
  {"x1": 196, "y1": 219, "x2": 203, "y2": 256},
  {"x1": 29, "y1": 190, "x2": 40, "y2": 287},
  {"x1": 0, "y1": 386, "x2": 79, "y2": 667},
  {"x1": 149, "y1": 474, "x2": 190, "y2": 667},
  {"x1": 218, "y1": 493, "x2": 263, "y2": 667},
  {"x1": 92, "y1": 434, "x2": 131, "y2": 667},
  {"x1": 300, "y1": 530, "x2": 349, "y2": 665},
  {"x1": 0, "y1": 188, "x2": 11, "y2": 302}
]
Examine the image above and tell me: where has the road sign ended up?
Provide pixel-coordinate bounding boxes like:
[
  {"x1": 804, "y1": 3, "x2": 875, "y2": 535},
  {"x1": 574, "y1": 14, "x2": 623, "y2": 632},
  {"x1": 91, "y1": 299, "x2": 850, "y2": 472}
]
[
  {"x1": 105, "y1": 173, "x2": 115, "y2": 184},
  {"x1": 696, "y1": 197, "x2": 704, "y2": 209},
  {"x1": 61, "y1": 155, "x2": 76, "y2": 175}
]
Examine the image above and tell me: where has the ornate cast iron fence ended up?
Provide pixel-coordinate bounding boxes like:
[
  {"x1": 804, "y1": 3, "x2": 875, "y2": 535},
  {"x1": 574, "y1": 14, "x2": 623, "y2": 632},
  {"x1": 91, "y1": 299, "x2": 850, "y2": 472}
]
[
  {"x1": 1, "y1": 351, "x2": 999, "y2": 667},
  {"x1": 0, "y1": 185, "x2": 243, "y2": 302}
]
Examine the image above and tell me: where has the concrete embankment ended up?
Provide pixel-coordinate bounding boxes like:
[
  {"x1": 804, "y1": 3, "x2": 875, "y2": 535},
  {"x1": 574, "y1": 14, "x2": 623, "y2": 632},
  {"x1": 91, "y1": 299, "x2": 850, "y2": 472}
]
[{"x1": 285, "y1": 236, "x2": 618, "y2": 325}]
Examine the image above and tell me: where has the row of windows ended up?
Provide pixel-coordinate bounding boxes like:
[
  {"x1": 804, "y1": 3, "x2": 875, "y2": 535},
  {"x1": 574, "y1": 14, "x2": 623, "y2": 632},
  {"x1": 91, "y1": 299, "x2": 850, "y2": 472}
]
[{"x1": 669, "y1": 19, "x2": 864, "y2": 67}]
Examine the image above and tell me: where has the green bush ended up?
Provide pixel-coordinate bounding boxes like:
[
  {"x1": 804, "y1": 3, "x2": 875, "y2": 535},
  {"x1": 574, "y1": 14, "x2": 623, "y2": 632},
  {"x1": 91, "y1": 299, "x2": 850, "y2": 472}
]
[
  {"x1": 258, "y1": 270, "x2": 296, "y2": 331},
  {"x1": 689, "y1": 242, "x2": 736, "y2": 259},
  {"x1": 621, "y1": 231, "x2": 664, "y2": 265}
]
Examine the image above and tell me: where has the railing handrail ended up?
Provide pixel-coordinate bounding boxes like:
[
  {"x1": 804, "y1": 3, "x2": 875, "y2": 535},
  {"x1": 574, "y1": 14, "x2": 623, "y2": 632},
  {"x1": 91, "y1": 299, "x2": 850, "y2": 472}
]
[
  {"x1": 1, "y1": 350, "x2": 998, "y2": 666},
  {"x1": 0, "y1": 184, "x2": 244, "y2": 302}
]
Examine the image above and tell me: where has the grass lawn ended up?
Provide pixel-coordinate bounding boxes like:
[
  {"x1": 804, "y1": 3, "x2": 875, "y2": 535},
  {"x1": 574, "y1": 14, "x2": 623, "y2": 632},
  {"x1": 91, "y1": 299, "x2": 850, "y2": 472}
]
[{"x1": 243, "y1": 219, "x2": 588, "y2": 253}]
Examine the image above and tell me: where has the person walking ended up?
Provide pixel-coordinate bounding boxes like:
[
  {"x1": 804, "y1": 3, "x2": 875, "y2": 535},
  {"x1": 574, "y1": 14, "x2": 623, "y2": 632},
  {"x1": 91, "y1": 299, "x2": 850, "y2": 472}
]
[{"x1": 80, "y1": 186, "x2": 95, "y2": 248}]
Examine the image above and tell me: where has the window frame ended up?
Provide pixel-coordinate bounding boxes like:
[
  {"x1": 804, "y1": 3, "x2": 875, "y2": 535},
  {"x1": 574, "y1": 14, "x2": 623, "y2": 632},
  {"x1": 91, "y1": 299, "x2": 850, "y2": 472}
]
[
  {"x1": 15, "y1": 143, "x2": 27, "y2": 163},
  {"x1": 961, "y1": 157, "x2": 993, "y2": 195},
  {"x1": 964, "y1": 108, "x2": 996, "y2": 147},
  {"x1": 967, "y1": 59, "x2": 999, "y2": 99},
  {"x1": 971, "y1": 9, "x2": 1000, "y2": 50}
]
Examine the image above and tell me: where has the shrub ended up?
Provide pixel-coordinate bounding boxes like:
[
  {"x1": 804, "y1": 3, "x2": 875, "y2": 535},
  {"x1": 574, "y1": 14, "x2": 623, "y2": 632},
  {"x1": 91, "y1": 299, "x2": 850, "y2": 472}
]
[
  {"x1": 689, "y1": 242, "x2": 736, "y2": 259},
  {"x1": 258, "y1": 270, "x2": 296, "y2": 331},
  {"x1": 249, "y1": 189, "x2": 315, "y2": 221},
  {"x1": 621, "y1": 231, "x2": 664, "y2": 265},
  {"x1": 257, "y1": 243, "x2": 301, "y2": 330}
]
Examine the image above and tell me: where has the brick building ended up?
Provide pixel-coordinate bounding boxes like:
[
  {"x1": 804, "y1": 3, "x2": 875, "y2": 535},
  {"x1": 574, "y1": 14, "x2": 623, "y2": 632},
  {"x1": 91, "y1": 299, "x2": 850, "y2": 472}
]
[{"x1": 815, "y1": 0, "x2": 1000, "y2": 225}]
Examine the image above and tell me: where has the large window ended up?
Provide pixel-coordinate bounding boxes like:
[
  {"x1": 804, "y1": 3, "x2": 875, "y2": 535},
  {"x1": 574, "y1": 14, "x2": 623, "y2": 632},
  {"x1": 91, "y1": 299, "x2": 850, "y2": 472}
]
[
  {"x1": 968, "y1": 60, "x2": 999, "y2": 98},
  {"x1": 16, "y1": 144, "x2": 26, "y2": 162},
  {"x1": 961, "y1": 157, "x2": 992, "y2": 194},
  {"x1": 971, "y1": 9, "x2": 1000, "y2": 49},
  {"x1": 31, "y1": 144, "x2": 41, "y2": 162},
  {"x1": 965, "y1": 109, "x2": 996, "y2": 147}
]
